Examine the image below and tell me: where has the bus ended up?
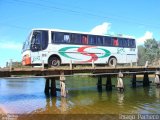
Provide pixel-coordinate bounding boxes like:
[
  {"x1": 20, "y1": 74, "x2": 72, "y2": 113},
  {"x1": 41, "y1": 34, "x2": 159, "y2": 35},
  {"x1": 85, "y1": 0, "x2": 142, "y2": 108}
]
[{"x1": 22, "y1": 28, "x2": 137, "y2": 67}]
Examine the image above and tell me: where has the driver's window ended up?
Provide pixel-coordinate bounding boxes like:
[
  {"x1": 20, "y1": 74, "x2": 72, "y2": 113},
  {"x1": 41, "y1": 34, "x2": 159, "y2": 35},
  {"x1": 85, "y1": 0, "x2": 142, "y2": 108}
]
[{"x1": 31, "y1": 31, "x2": 41, "y2": 51}]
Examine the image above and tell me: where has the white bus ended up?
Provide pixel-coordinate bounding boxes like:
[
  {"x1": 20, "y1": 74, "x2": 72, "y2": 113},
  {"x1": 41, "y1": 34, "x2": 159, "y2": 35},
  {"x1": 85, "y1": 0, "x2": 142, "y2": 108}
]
[{"x1": 22, "y1": 28, "x2": 137, "y2": 67}]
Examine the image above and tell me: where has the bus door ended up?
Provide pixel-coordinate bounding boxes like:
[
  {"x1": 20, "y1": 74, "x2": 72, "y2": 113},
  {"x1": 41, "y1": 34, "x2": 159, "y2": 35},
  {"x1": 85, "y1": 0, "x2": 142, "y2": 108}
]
[
  {"x1": 30, "y1": 30, "x2": 48, "y2": 65},
  {"x1": 30, "y1": 31, "x2": 42, "y2": 64}
]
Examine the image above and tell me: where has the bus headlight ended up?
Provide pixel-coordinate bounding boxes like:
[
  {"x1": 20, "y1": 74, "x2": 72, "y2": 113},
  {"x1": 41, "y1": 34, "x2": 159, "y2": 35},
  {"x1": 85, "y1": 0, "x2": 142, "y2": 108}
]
[{"x1": 22, "y1": 54, "x2": 31, "y2": 65}]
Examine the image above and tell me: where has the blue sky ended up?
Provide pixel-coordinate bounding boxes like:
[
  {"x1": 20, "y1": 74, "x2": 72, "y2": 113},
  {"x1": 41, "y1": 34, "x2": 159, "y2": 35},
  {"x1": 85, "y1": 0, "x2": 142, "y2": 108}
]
[{"x1": 0, "y1": 0, "x2": 160, "y2": 67}]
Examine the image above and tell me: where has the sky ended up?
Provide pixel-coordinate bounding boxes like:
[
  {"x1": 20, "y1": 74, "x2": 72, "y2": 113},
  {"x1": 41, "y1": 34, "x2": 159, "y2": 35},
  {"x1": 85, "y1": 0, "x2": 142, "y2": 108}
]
[{"x1": 0, "y1": 0, "x2": 160, "y2": 67}]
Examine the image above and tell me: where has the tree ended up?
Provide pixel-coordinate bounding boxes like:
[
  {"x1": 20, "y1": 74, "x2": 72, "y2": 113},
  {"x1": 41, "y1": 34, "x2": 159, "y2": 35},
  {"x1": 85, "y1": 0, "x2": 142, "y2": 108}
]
[
  {"x1": 138, "y1": 38, "x2": 160, "y2": 66},
  {"x1": 144, "y1": 38, "x2": 160, "y2": 65},
  {"x1": 137, "y1": 45, "x2": 147, "y2": 65}
]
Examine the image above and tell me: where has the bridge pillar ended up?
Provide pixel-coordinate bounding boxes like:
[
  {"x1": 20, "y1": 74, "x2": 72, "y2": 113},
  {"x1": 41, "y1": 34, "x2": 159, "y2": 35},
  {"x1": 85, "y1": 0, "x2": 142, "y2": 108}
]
[
  {"x1": 117, "y1": 72, "x2": 124, "y2": 92},
  {"x1": 44, "y1": 77, "x2": 57, "y2": 96},
  {"x1": 154, "y1": 71, "x2": 160, "y2": 88},
  {"x1": 60, "y1": 71, "x2": 66, "y2": 97},
  {"x1": 106, "y1": 75, "x2": 112, "y2": 91},
  {"x1": 132, "y1": 74, "x2": 136, "y2": 88},
  {"x1": 51, "y1": 78, "x2": 57, "y2": 96},
  {"x1": 44, "y1": 78, "x2": 50, "y2": 95},
  {"x1": 97, "y1": 76, "x2": 102, "y2": 92},
  {"x1": 143, "y1": 73, "x2": 150, "y2": 87}
]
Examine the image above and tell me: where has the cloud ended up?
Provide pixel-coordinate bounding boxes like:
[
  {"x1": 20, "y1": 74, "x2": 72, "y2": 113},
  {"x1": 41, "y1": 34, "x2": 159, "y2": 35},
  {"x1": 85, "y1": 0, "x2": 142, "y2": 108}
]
[
  {"x1": 137, "y1": 31, "x2": 153, "y2": 45},
  {"x1": 90, "y1": 22, "x2": 111, "y2": 35},
  {"x1": 0, "y1": 41, "x2": 22, "y2": 50}
]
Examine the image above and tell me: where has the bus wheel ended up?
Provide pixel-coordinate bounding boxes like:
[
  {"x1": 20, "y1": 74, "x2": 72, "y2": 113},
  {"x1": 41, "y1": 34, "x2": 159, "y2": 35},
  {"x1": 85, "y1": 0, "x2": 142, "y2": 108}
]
[
  {"x1": 108, "y1": 57, "x2": 117, "y2": 67},
  {"x1": 48, "y1": 57, "x2": 61, "y2": 67}
]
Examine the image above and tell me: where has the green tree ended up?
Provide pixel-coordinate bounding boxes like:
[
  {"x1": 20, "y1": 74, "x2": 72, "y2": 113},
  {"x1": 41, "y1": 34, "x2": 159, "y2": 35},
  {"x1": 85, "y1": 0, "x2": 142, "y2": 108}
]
[
  {"x1": 138, "y1": 38, "x2": 160, "y2": 66},
  {"x1": 137, "y1": 45, "x2": 147, "y2": 65},
  {"x1": 144, "y1": 38, "x2": 160, "y2": 65}
]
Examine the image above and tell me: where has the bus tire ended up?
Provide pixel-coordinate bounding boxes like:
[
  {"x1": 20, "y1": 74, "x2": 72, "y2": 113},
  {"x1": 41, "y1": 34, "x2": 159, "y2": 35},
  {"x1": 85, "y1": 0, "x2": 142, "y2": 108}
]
[
  {"x1": 108, "y1": 57, "x2": 117, "y2": 67},
  {"x1": 48, "y1": 56, "x2": 61, "y2": 67}
]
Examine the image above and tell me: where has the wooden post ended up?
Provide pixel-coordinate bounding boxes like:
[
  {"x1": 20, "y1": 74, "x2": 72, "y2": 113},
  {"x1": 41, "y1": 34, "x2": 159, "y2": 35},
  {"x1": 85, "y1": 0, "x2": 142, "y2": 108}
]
[
  {"x1": 132, "y1": 74, "x2": 136, "y2": 88},
  {"x1": 44, "y1": 78, "x2": 50, "y2": 95},
  {"x1": 51, "y1": 78, "x2": 57, "y2": 96},
  {"x1": 92, "y1": 60, "x2": 95, "y2": 69},
  {"x1": 143, "y1": 72, "x2": 150, "y2": 87},
  {"x1": 145, "y1": 61, "x2": 148, "y2": 68},
  {"x1": 42, "y1": 60, "x2": 44, "y2": 70},
  {"x1": 130, "y1": 60, "x2": 133, "y2": 67},
  {"x1": 97, "y1": 76, "x2": 102, "y2": 92},
  {"x1": 154, "y1": 71, "x2": 160, "y2": 87},
  {"x1": 10, "y1": 59, "x2": 12, "y2": 71},
  {"x1": 70, "y1": 60, "x2": 73, "y2": 70},
  {"x1": 60, "y1": 71, "x2": 66, "y2": 97},
  {"x1": 117, "y1": 72, "x2": 124, "y2": 92},
  {"x1": 106, "y1": 75, "x2": 112, "y2": 91}
]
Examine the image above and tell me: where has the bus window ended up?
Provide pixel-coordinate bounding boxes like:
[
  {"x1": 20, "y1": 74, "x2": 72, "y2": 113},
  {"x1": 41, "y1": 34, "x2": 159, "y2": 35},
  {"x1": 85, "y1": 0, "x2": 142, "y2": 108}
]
[
  {"x1": 104, "y1": 36, "x2": 112, "y2": 46},
  {"x1": 97, "y1": 36, "x2": 103, "y2": 45},
  {"x1": 113, "y1": 38, "x2": 118, "y2": 46},
  {"x1": 118, "y1": 38, "x2": 124, "y2": 47},
  {"x1": 64, "y1": 34, "x2": 70, "y2": 43},
  {"x1": 129, "y1": 39, "x2": 136, "y2": 48},
  {"x1": 71, "y1": 34, "x2": 81, "y2": 44},
  {"x1": 88, "y1": 35, "x2": 96, "y2": 45},
  {"x1": 51, "y1": 32, "x2": 54, "y2": 43},
  {"x1": 31, "y1": 31, "x2": 42, "y2": 51},
  {"x1": 82, "y1": 35, "x2": 88, "y2": 45},
  {"x1": 41, "y1": 31, "x2": 48, "y2": 50},
  {"x1": 123, "y1": 39, "x2": 129, "y2": 47},
  {"x1": 54, "y1": 32, "x2": 64, "y2": 43}
]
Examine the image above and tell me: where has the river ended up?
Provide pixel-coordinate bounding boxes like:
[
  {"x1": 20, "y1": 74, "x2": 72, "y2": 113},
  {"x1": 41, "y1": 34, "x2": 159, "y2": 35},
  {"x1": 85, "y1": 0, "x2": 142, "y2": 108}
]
[{"x1": 0, "y1": 76, "x2": 160, "y2": 119}]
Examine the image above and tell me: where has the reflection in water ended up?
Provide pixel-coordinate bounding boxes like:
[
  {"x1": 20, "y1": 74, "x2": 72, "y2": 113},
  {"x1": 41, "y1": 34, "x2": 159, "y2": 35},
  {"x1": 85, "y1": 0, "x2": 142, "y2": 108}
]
[
  {"x1": 60, "y1": 98, "x2": 67, "y2": 112},
  {"x1": 0, "y1": 77, "x2": 160, "y2": 115},
  {"x1": 155, "y1": 88, "x2": 160, "y2": 98},
  {"x1": 117, "y1": 92, "x2": 124, "y2": 105}
]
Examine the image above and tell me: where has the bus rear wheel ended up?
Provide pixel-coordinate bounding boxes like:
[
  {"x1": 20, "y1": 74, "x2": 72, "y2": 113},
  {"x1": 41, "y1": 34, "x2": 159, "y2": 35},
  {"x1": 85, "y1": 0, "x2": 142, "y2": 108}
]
[
  {"x1": 108, "y1": 57, "x2": 117, "y2": 67},
  {"x1": 48, "y1": 56, "x2": 61, "y2": 67}
]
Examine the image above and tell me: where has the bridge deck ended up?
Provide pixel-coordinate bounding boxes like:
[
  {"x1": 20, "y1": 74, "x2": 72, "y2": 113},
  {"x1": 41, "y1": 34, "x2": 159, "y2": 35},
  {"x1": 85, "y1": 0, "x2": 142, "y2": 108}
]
[{"x1": 0, "y1": 66, "x2": 160, "y2": 77}]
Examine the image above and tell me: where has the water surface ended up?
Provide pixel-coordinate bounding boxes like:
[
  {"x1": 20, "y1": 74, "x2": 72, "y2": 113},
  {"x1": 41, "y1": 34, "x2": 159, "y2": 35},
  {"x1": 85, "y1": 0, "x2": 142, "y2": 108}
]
[{"x1": 0, "y1": 76, "x2": 160, "y2": 118}]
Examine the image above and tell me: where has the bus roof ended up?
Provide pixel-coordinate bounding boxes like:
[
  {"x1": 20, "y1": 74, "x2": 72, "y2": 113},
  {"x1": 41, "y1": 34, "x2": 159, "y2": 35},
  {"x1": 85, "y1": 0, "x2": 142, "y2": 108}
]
[{"x1": 32, "y1": 28, "x2": 135, "y2": 39}]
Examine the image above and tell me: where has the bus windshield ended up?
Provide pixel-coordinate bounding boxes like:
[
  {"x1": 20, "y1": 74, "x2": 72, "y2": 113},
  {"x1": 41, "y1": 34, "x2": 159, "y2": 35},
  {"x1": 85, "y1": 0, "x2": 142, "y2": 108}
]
[
  {"x1": 30, "y1": 30, "x2": 48, "y2": 52},
  {"x1": 22, "y1": 32, "x2": 32, "y2": 52}
]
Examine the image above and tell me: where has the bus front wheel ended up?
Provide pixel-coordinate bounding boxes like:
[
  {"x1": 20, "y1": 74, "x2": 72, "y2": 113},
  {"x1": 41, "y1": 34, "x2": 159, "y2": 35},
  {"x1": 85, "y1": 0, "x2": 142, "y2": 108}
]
[
  {"x1": 108, "y1": 57, "x2": 117, "y2": 67},
  {"x1": 48, "y1": 56, "x2": 61, "y2": 67}
]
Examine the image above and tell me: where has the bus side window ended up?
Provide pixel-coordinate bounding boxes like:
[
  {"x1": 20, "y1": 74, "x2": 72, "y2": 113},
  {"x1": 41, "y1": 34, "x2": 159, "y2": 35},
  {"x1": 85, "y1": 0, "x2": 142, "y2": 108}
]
[
  {"x1": 41, "y1": 31, "x2": 48, "y2": 50},
  {"x1": 97, "y1": 36, "x2": 103, "y2": 45},
  {"x1": 54, "y1": 32, "x2": 64, "y2": 43},
  {"x1": 51, "y1": 32, "x2": 54, "y2": 43},
  {"x1": 104, "y1": 36, "x2": 112, "y2": 46},
  {"x1": 82, "y1": 35, "x2": 88, "y2": 45},
  {"x1": 118, "y1": 38, "x2": 123, "y2": 47},
  {"x1": 129, "y1": 39, "x2": 136, "y2": 48},
  {"x1": 64, "y1": 34, "x2": 70, "y2": 43},
  {"x1": 123, "y1": 39, "x2": 129, "y2": 47},
  {"x1": 71, "y1": 34, "x2": 81, "y2": 44},
  {"x1": 113, "y1": 38, "x2": 118, "y2": 46},
  {"x1": 88, "y1": 35, "x2": 96, "y2": 45}
]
